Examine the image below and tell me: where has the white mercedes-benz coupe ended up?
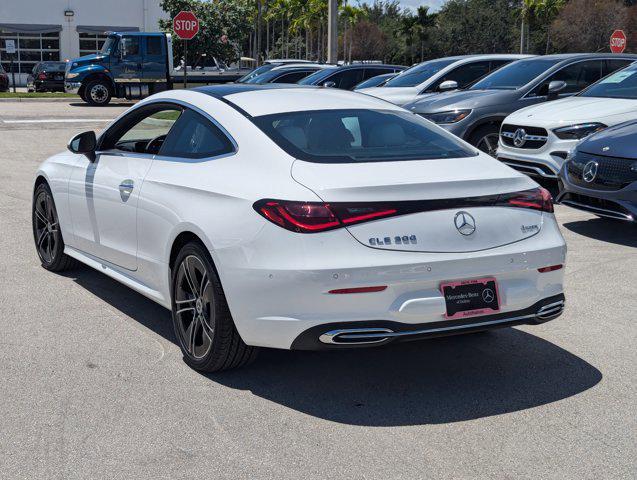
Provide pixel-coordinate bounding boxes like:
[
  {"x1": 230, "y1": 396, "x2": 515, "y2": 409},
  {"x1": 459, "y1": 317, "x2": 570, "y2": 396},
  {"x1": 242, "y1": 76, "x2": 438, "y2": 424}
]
[{"x1": 33, "y1": 85, "x2": 566, "y2": 371}]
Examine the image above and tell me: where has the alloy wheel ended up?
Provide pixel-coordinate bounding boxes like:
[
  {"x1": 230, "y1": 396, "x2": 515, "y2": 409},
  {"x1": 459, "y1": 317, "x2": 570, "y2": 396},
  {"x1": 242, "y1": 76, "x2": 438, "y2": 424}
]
[
  {"x1": 174, "y1": 255, "x2": 215, "y2": 359},
  {"x1": 477, "y1": 133, "x2": 499, "y2": 157},
  {"x1": 33, "y1": 191, "x2": 59, "y2": 264}
]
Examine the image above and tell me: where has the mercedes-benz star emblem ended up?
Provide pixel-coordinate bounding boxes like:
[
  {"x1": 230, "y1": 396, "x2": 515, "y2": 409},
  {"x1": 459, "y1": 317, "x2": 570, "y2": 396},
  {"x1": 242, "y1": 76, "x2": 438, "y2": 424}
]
[
  {"x1": 582, "y1": 160, "x2": 599, "y2": 183},
  {"x1": 513, "y1": 128, "x2": 527, "y2": 147},
  {"x1": 482, "y1": 288, "x2": 495, "y2": 303},
  {"x1": 454, "y1": 211, "x2": 476, "y2": 236}
]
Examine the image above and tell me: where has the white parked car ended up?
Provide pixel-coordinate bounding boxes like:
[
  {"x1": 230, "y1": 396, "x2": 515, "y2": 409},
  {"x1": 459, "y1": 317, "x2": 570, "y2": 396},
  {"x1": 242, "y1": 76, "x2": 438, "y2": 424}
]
[
  {"x1": 358, "y1": 54, "x2": 533, "y2": 106},
  {"x1": 497, "y1": 62, "x2": 637, "y2": 179},
  {"x1": 33, "y1": 85, "x2": 566, "y2": 372}
]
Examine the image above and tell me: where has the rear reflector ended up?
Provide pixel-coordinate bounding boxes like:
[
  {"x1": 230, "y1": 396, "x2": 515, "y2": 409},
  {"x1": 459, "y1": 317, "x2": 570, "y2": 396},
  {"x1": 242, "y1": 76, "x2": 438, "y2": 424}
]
[
  {"x1": 328, "y1": 286, "x2": 387, "y2": 294},
  {"x1": 538, "y1": 264, "x2": 563, "y2": 273}
]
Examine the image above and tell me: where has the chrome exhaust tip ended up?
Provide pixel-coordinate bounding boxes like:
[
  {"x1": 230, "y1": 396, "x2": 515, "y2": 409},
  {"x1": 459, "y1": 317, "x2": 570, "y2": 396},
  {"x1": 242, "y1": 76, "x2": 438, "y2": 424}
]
[
  {"x1": 536, "y1": 300, "x2": 565, "y2": 321},
  {"x1": 319, "y1": 328, "x2": 394, "y2": 345}
]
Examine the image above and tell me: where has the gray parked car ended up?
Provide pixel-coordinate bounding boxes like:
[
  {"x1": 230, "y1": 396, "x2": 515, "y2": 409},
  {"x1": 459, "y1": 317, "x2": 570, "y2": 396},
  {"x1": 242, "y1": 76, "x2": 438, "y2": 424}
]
[
  {"x1": 405, "y1": 54, "x2": 637, "y2": 155},
  {"x1": 557, "y1": 120, "x2": 637, "y2": 223}
]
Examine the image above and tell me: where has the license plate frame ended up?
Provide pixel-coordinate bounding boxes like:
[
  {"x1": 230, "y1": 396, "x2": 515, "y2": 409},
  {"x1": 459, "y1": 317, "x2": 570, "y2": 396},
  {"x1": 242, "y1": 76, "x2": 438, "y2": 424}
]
[{"x1": 440, "y1": 277, "x2": 500, "y2": 319}]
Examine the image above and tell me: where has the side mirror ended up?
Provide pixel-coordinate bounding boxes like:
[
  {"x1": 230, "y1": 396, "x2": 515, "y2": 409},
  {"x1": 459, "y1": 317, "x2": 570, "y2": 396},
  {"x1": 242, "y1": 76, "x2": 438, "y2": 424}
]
[
  {"x1": 68, "y1": 131, "x2": 97, "y2": 160},
  {"x1": 322, "y1": 81, "x2": 336, "y2": 88},
  {"x1": 438, "y1": 80, "x2": 458, "y2": 92},
  {"x1": 547, "y1": 80, "x2": 567, "y2": 99}
]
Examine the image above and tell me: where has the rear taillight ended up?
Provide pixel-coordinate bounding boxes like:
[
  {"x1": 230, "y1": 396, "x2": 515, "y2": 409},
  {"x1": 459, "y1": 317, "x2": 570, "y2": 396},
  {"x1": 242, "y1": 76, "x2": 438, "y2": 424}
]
[
  {"x1": 253, "y1": 200, "x2": 397, "y2": 233},
  {"x1": 254, "y1": 188, "x2": 553, "y2": 234},
  {"x1": 498, "y1": 187, "x2": 553, "y2": 213},
  {"x1": 38, "y1": 72, "x2": 47, "y2": 80}
]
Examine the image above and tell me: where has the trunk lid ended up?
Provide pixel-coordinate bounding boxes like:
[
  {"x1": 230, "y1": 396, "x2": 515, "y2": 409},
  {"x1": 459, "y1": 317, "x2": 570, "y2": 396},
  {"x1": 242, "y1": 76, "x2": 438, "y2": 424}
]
[{"x1": 291, "y1": 156, "x2": 545, "y2": 253}]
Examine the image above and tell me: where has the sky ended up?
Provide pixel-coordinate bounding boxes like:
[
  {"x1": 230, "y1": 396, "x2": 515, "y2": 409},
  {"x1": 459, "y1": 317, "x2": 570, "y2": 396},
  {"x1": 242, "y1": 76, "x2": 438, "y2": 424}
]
[{"x1": 396, "y1": 0, "x2": 446, "y2": 12}]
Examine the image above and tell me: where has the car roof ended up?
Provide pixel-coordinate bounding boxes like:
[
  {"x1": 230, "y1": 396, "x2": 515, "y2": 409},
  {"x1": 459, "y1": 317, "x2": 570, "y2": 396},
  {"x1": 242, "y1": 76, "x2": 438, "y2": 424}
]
[
  {"x1": 111, "y1": 31, "x2": 163, "y2": 36},
  {"x1": 530, "y1": 53, "x2": 637, "y2": 61},
  {"x1": 270, "y1": 64, "x2": 328, "y2": 71},
  {"x1": 332, "y1": 64, "x2": 406, "y2": 70},
  {"x1": 193, "y1": 84, "x2": 404, "y2": 117}
]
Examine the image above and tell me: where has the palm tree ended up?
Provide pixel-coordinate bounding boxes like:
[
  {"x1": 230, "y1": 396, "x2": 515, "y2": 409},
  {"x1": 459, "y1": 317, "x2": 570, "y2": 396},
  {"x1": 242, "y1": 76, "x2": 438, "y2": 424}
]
[
  {"x1": 519, "y1": 0, "x2": 535, "y2": 53},
  {"x1": 534, "y1": 0, "x2": 565, "y2": 53}
]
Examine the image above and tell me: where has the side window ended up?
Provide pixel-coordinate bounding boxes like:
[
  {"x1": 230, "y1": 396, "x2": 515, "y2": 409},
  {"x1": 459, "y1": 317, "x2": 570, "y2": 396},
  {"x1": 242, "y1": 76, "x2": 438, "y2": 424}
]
[
  {"x1": 426, "y1": 61, "x2": 490, "y2": 92},
  {"x1": 362, "y1": 68, "x2": 392, "y2": 80},
  {"x1": 146, "y1": 36, "x2": 163, "y2": 56},
  {"x1": 273, "y1": 70, "x2": 313, "y2": 83},
  {"x1": 111, "y1": 108, "x2": 181, "y2": 154},
  {"x1": 159, "y1": 109, "x2": 234, "y2": 159},
  {"x1": 329, "y1": 69, "x2": 364, "y2": 89},
  {"x1": 489, "y1": 60, "x2": 511, "y2": 71},
  {"x1": 119, "y1": 36, "x2": 140, "y2": 57},
  {"x1": 532, "y1": 60, "x2": 604, "y2": 96},
  {"x1": 604, "y1": 59, "x2": 633, "y2": 77}
]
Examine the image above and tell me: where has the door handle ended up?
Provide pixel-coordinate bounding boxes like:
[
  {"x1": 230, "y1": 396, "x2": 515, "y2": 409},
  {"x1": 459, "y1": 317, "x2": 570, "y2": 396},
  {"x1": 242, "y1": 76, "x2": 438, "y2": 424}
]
[{"x1": 119, "y1": 179, "x2": 134, "y2": 201}]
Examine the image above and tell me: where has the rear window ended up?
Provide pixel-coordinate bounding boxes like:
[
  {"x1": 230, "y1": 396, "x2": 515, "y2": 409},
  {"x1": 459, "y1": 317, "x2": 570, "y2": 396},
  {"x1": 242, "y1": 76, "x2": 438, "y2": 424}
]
[
  {"x1": 40, "y1": 62, "x2": 66, "y2": 72},
  {"x1": 252, "y1": 109, "x2": 477, "y2": 163}
]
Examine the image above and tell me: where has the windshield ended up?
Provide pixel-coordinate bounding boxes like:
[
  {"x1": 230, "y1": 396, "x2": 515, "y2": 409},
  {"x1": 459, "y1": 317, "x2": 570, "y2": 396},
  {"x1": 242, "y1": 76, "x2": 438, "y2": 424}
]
[
  {"x1": 471, "y1": 58, "x2": 562, "y2": 90},
  {"x1": 100, "y1": 36, "x2": 117, "y2": 55},
  {"x1": 236, "y1": 64, "x2": 276, "y2": 83},
  {"x1": 384, "y1": 59, "x2": 456, "y2": 87},
  {"x1": 580, "y1": 65, "x2": 637, "y2": 99},
  {"x1": 253, "y1": 109, "x2": 476, "y2": 163},
  {"x1": 298, "y1": 68, "x2": 336, "y2": 85},
  {"x1": 354, "y1": 74, "x2": 395, "y2": 89}
]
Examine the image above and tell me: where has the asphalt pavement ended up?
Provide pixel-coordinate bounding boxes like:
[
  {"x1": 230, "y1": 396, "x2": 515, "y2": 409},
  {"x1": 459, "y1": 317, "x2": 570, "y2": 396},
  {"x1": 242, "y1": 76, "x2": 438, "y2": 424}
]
[{"x1": 0, "y1": 101, "x2": 635, "y2": 479}]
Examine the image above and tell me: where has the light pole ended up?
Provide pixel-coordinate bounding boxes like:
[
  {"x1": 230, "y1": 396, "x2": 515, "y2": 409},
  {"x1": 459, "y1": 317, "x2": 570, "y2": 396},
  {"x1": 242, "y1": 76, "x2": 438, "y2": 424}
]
[{"x1": 327, "y1": 0, "x2": 338, "y2": 64}]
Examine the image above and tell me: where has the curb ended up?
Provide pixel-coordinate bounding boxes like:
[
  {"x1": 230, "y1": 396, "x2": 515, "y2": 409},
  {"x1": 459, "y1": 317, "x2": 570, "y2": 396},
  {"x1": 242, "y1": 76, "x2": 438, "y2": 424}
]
[{"x1": 0, "y1": 97, "x2": 81, "y2": 103}]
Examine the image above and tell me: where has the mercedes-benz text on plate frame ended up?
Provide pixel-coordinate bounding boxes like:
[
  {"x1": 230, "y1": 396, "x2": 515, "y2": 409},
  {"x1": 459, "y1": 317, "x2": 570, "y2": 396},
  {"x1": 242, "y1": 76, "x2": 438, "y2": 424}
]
[{"x1": 32, "y1": 85, "x2": 567, "y2": 372}]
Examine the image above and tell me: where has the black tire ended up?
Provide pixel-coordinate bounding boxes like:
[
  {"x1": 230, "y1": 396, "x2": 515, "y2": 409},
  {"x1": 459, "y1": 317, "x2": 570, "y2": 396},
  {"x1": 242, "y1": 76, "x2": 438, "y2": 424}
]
[
  {"x1": 171, "y1": 241, "x2": 258, "y2": 372},
  {"x1": 32, "y1": 183, "x2": 78, "y2": 272},
  {"x1": 84, "y1": 79, "x2": 112, "y2": 106},
  {"x1": 468, "y1": 124, "x2": 500, "y2": 157}
]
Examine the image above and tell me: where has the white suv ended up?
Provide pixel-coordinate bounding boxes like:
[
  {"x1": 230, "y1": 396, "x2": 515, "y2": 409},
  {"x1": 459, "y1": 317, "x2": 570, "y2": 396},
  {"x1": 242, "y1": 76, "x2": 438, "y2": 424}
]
[{"x1": 497, "y1": 62, "x2": 637, "y2": 179}]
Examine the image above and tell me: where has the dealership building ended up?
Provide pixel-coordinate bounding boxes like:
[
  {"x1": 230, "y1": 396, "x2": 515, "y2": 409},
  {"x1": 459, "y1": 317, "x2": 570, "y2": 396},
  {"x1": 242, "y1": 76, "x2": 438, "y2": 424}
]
[{"x1": 0, "y1": 0, "x2": 166, "y2": 85}]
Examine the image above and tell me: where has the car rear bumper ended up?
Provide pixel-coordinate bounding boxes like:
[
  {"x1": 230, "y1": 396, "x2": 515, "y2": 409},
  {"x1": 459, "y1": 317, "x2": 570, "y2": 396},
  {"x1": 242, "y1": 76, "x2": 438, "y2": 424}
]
[
  {"x1": 221, "y1": 218, "x2": 567, "y2": 350},
  {"x1": 292, "y1": 293, "x2": 565, "y2": 349},
  {"x1": 34, "y1": 79, "x2": 65, "y2": 92},
  {"x1": 557, "y1": 170, "x2": 637, "y2": 221}
]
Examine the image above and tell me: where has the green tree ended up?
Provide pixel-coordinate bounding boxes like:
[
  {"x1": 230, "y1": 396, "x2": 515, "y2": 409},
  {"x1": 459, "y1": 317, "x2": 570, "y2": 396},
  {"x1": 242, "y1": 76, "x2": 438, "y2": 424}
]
[
  {"x1": 434, "y1": 0, "x2": 519, "y2": 55},
  {"x1": 159, "y1": 0, "x2": 253, "y2": 64}
]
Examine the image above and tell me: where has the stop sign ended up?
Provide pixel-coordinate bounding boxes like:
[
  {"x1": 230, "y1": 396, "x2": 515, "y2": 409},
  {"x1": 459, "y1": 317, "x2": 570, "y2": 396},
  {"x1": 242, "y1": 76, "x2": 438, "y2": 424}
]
[
  {"x1": 173, "y1": 11, "x2": 199, "y2": 40},
  {"x1": 610, "y1": 29, "x2": 627, "y2": 54}
]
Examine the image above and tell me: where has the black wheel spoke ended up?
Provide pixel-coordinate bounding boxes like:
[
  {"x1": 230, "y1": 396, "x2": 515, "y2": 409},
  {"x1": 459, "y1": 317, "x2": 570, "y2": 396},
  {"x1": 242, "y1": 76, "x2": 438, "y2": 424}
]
[
  {"x1": 175, "y1": 255, "x2": 215, "y2": 360},
  {"x1": 182, "y1": 258, "x2": 199, "y2": 296},
  {"x1": 34, "y1": 206, "x2": 48, "y2": 225},
  {"x1": 34, "y1": 191, "x2": 59, "y2": 264}
]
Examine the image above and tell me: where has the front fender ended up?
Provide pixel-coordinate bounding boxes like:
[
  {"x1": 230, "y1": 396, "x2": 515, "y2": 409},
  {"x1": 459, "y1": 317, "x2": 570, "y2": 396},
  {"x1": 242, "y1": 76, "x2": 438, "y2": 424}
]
[{"x1": 68, "y1": 64, "x2": 113, "y2": 85}]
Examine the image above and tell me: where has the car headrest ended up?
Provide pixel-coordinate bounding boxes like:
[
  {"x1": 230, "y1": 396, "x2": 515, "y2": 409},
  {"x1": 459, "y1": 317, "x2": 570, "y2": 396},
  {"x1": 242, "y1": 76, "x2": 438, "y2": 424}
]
[
  {"x1": 368, "y1": 123, "x2": 406, "y2": 147},
  {"x1": 277, "y1": 125, "x2": 308, "y2": 150}
]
